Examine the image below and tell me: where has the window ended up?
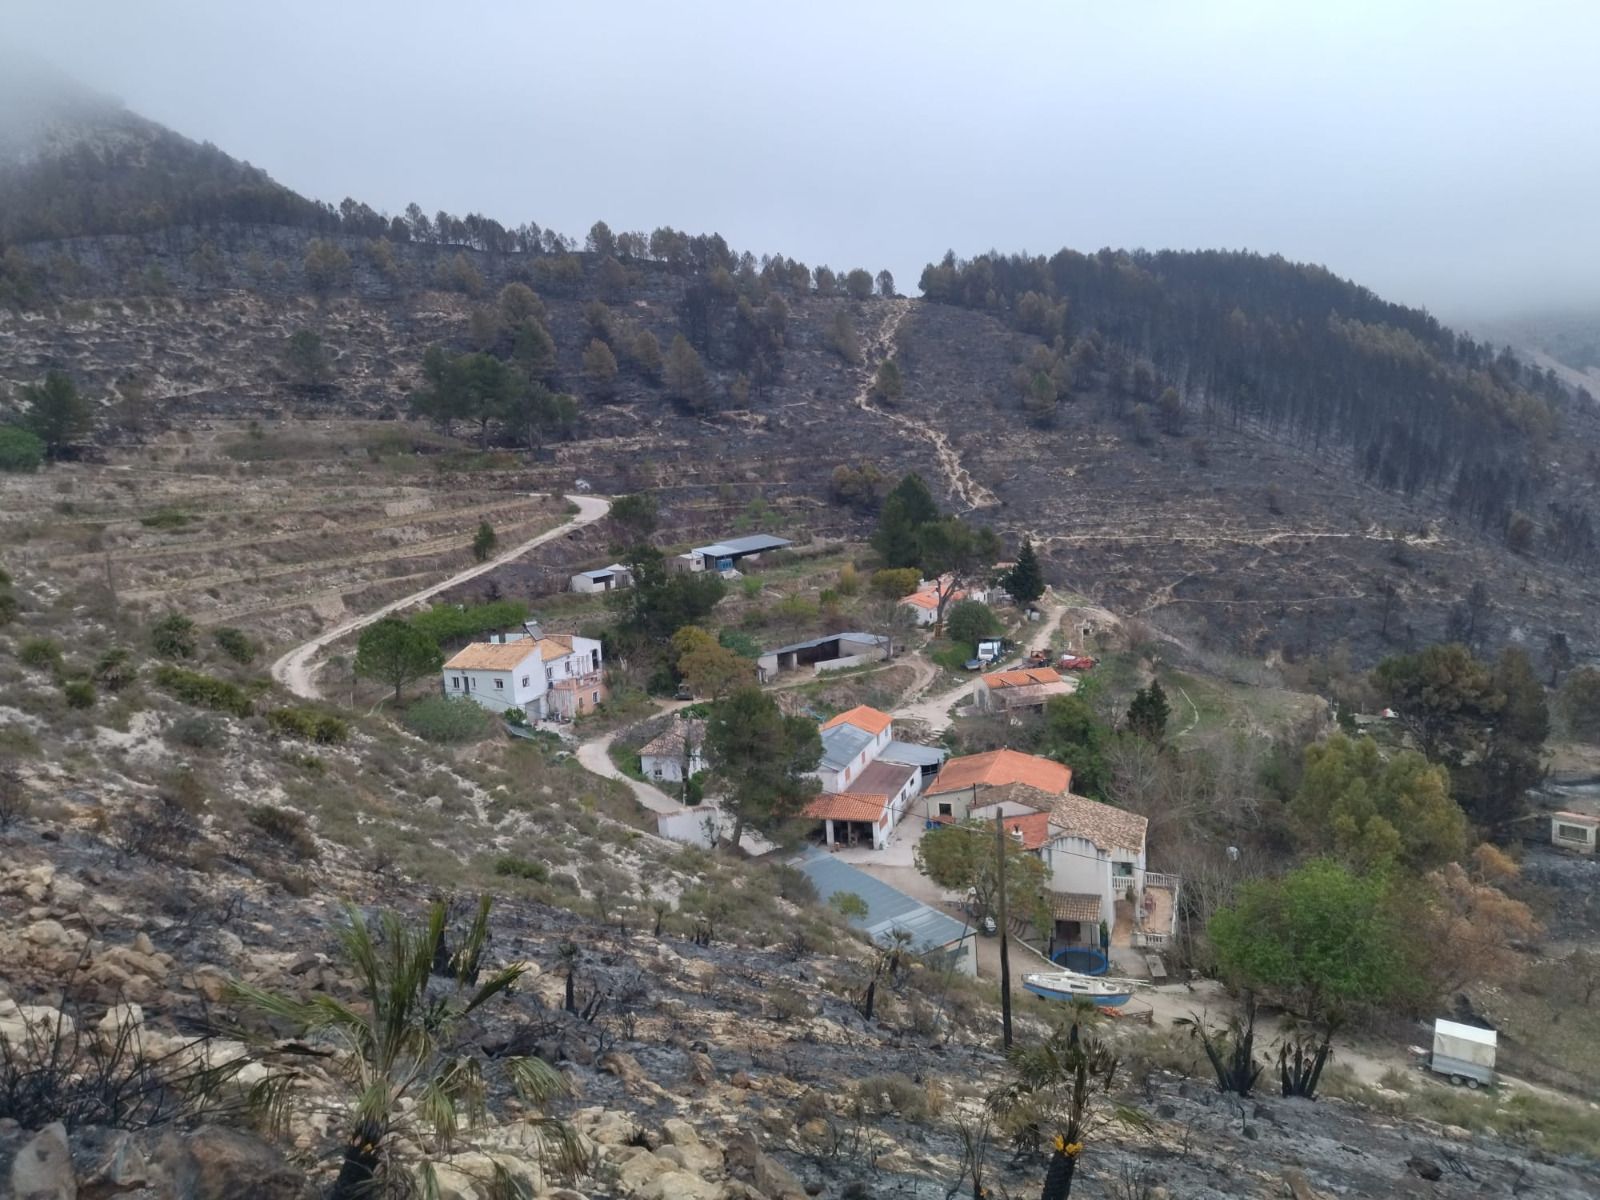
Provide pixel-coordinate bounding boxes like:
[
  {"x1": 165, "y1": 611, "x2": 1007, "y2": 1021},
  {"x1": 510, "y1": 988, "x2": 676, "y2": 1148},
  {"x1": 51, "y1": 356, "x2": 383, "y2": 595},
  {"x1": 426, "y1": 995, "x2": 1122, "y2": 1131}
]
[
  {"x1": 937, "y1": 802, "x2": 954, "y2": 817},
  {"x1": 494, "y1": 678, "x2": 504, "y2": 690},
  {"x1": 469, "y1": 677, "x2": 476, "y2": 690},
  {"x1": 592, "y1": 691, "x2": 599, "y2": 704},
  {"x1": 521, "y1": 676, "x2": 530, "y2": 688},
  {"x1": 451, "y1": 677, "x2": 461, "y2": 689},
  {"x1": 1557, "y1": 823, "x2": 1592, "y2": 842},
  {"x1": 1114, "y1": 861, "x2": 1134, "y2": 877},
  {"x1": 591, "y1": 649, "x2": 600, "y2": 671},
  {"x1": 546, "y1": 667, "x2": 553, "y2": 682}
]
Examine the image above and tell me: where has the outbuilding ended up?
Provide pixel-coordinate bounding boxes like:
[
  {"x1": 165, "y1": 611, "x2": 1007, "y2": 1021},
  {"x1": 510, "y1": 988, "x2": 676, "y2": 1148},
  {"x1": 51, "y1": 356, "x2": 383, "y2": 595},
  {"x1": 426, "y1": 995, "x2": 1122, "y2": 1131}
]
[{"x1": 569, "y1": 564, "x2": 633, "y2": 594}]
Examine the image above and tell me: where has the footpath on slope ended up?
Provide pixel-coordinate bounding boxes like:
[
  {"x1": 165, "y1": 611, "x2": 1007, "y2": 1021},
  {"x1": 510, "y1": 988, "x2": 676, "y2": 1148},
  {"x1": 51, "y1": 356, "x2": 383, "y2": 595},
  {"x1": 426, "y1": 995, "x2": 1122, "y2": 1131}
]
[{"x1": 271, "y1": 493, "x2": 611, "y2": 700}]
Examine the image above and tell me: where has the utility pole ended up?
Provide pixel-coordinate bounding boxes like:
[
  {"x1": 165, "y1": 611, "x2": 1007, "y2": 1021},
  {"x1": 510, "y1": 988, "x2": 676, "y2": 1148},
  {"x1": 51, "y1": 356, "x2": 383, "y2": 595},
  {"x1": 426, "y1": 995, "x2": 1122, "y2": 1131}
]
[{"x1": 994, "y1": 810, "x2": 1013, "y2": 1049}]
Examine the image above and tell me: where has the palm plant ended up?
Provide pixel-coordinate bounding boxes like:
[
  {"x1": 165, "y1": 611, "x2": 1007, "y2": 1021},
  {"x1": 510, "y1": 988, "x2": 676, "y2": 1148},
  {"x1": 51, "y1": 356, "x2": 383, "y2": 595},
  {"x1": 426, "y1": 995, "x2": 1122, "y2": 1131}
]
[
  {"x1": 987, "y1": 1020, "x2": 1145, "y2": 1200},
  {"x1": 1175, "y1": 994, "x2": 1263, "y2": 1097},
  {"x1": 231, "y1": 898, "x2": 586, "y2": 1200}
]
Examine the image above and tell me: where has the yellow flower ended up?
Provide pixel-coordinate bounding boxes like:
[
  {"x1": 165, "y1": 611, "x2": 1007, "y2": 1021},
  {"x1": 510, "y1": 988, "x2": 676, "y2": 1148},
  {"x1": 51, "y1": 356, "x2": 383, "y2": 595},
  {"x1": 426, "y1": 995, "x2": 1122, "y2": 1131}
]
[
  {"x1": 1053, "y1": 1134, "x2": 1067, "y2": 1152},
  {"x1": 1064, "y1": 1142, "x2": 1084, "y2": 1158}
]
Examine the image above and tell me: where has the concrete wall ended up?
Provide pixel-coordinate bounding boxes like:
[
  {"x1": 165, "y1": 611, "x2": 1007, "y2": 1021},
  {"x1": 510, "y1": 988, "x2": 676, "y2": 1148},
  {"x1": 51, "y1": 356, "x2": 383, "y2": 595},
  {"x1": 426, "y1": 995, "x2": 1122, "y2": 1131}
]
[
  {"x1": 443, "y1": 664, "x2": 546, "y2": 714},
  {"x1": 656, "y1": 807, "x2": 723, "y2": 849}
]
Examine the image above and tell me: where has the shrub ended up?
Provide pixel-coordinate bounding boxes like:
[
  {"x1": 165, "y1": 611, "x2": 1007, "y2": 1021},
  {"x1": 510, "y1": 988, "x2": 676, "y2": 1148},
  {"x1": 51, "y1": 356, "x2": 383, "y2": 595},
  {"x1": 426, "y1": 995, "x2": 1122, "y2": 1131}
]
[
  {"x1": 946, "y1": 600, "x2": 1001, "y2": 648},
  {"x1": 92, "y1": 647, "x2": 136, "y2": 692},
  {"x1": 403, "y1": 696, "x2": 498, "y2": 744},
  {"x1": 266, "y1": 706, "x2": 349, "y2": 745},
  {"x1": 139, "y1": 510, "x2": 194, "y2": 530},
  {"x1": 409, "y1": 599, "x2": 529, "y2": 645},
  {"x1": 0, "y1": 592, "x2": 16, "y2": 626},
  {"x1": 152, "y1": 666, "x2": 253, "y2": 717},
  {"x1": 503, "y1": 707, "x2": 528, "y2": 726},
  {"x1": 246, "y1": 803, "x2": 319, "y2": 859},
  {"x1": 168, "y1": 714, "x2": 223, "y2": 750},
  {"x1": 768, "y1": 986, "x2": 813, "y2": 1021},
  {"x1": 0, "y1": 426, "x2": 45, "y2": 472},
  {"x1": 213, "y1": 627, "x2": 257, "y2": 665},
  {"x1": 493, "y1": 856, "x2": 549, "y2": 882},
  {"x1": 149, "y1": 613, "x2": 197, "y2": 659},
  {"x1": 62, "y1": 679, "x2": 95, "y2": 709},
  {"x1": 19, "y1": 637, "x2": 63, "y2": 674},
  {"x1": 855, "y1": 1073, "x2": 935, "y2": 1120}
]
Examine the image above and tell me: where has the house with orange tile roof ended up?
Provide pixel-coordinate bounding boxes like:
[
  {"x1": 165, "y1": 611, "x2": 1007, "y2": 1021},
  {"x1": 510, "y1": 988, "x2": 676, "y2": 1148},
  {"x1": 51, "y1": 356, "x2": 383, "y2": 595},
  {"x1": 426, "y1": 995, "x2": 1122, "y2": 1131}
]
[
  {"x1": 974, "y1": 666, "x2": 1074, "y2": 713},
  {"x1": 804, "y1": 759, "x2": 920, "y2": 850},
  {"x1": 922, "y1": 749, "x2": 1073, "y2": 823},
  {"x1": 441, "y1": 630, "x2": 605, "y2": 719}
]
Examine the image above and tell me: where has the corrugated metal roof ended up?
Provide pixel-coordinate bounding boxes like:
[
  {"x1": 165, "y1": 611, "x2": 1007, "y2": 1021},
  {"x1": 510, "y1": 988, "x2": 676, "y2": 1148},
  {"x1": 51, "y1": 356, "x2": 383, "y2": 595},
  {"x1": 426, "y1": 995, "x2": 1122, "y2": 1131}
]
[
  {"x1": 765, "y1": 631, "x2": 888, "y2": 656},
  {"x1": 881, "y1": 740, "x2": 948, "y2": 768},
  {"x1": 819, "y1": 723, "x2": 874, "y2": 771},
  {"x1": 696, "y1": 534, "x2": 792, "y2": 557},
  {"x1": 794, "y1": 851, "x2": 971, "y2": 951}
]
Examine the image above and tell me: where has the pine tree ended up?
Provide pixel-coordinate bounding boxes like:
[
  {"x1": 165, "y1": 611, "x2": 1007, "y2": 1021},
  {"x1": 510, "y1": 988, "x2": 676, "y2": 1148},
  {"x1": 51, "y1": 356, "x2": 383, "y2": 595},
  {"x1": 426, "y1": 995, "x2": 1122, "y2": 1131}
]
[
  {"x1": 1006, "y1": 539, "x2": 1045, "y2": 603},
  {"x1": 872, "y1": 472, "x2": 939, "y2": 569},
  {"x1": 1127, "y1": 681, "x2": 1170, "y2": 742}
]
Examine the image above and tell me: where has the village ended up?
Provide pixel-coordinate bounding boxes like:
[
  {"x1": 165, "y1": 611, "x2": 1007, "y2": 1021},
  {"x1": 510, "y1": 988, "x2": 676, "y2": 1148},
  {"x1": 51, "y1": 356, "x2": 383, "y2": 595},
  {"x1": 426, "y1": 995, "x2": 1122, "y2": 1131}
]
[{"x1": 431, "y1": 522, "x2": 1212, "y2": 1011}]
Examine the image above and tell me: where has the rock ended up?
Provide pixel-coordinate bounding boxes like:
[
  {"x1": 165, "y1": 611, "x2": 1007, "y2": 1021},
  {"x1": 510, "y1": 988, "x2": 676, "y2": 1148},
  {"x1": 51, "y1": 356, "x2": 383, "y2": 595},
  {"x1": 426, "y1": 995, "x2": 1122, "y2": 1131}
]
[
  {"x1": 187, "y1": 965, "x2": 232, "y2": 1004},
  {"x1": 614, "y1": 1148, "x2": 670, "y2": 1193},
  {"x1": 1407, "y1": 1156, "x2": 1443, "y2": 1181},
  {"x1": 0, "y1": 1005, "x2": 76, "y2": 1056},
  {"x1": 729, "y1": 1070, "x2": 754, "y2": 1090},
  {"x1": 687, "y1": 1051, "x2": 716, "y2": 1087},
  {"x1": 157, "y1": 1125, "x2": 314, "y2": 1200},
  {"x1": 575, "y1": 1108, "x2": 638, "y2": 1147},
  {"x1": 69, "y1": 1125, "x2": 148, "y2": 1192},
  {"x1": 658, "y1": 1122, "x2": 723, "y2": 1177},
  {"x1": 49, "y1": 876, "x2": 86, "y2": 907},
  {"x1": 428, "y1": 1162, "x2": 484, "y2": 1200},
  {"x1": 95, "y1": 1002, "x2": 144, "y2": 1047},
  {"x1": 1155, "y1": 1102, "x2": 1177, "y2": 1119},
  {"x1": 11, "y1": 1121, "x2": 74, "y2": 1200},
  {"x1": 22, "y1": 920, "x2": 84, "y2": 952},
  {"x1": 725, "y1": 1132, "x2": 806, "y2": 1200},
  {"x1": 132, "y1": 932, "x2": 157, "y2": 956},
  {"x1": 600, "y1": 1050, "x2": 650, "y2": 1093},
  {"x1": 1440, "y1": 1124, "x2": 1472, "y2": 1141},
  {"x1": 1242, "y1": 1124, "x2": 1259, "y2": 1140},
  {"x1": 635, "y1": 1169, "x2": 721, "y2": 1200}
]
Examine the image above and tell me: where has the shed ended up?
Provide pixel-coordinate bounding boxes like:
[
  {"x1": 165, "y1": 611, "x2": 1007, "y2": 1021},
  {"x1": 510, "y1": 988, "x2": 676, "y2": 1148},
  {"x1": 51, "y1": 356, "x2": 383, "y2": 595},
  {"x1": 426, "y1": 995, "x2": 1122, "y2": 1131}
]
[
  {"x1": 569, "y1": 564, "x2": 633, "y2": 594},
  {"x1": 1551, "y1": 811, "x2": 1599, "y2": 855},
  {"x1": 793, "y1": 851, "x2": 975, "y2": 975}
]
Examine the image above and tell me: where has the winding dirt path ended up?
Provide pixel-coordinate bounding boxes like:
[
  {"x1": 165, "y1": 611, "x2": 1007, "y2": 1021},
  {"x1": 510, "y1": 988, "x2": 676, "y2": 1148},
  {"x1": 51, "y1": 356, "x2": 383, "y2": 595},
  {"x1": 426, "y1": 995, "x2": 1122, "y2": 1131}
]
[
  {"x1": 271, "y1": 494, "x2": 611, "y2": 699},
  {"x1": 851, "y1": 301, "x2": 998, "y2": 512}
]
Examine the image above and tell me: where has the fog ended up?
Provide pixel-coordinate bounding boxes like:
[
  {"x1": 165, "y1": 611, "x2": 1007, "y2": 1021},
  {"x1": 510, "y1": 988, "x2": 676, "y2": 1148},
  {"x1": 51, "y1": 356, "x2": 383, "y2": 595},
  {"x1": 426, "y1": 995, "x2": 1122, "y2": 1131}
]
[{"x1": 7, "y1": 0, "x2": 1600, "y2": 319}]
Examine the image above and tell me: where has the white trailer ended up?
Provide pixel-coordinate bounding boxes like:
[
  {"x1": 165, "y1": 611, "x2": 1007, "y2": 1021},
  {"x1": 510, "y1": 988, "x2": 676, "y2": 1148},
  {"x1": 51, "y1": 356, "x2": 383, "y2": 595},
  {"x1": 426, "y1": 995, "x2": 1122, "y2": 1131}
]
[{"x1": 1422, "y1": 1019, "x2": 1497, "y2": 1089}]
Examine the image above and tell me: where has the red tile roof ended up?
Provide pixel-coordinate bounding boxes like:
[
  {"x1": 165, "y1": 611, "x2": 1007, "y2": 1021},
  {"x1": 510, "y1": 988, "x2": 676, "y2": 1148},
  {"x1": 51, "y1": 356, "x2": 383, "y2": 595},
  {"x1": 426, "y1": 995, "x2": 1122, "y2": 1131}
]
[
  {"x1": 1002, "y1": 810, "x2": 1054, "y2": 850},
  {"x1": 823, "y1": 705, "x2": 893, "y2": 736},
  {"x1": 804, "y1": 792, "x2": 887, "y2": 822},
  {"x1": 982, "y1": 667, "x2": 1066, "y2": 689},
  {"x1": 927, "y1": 749, "x2": 1073, "y2": 797}
]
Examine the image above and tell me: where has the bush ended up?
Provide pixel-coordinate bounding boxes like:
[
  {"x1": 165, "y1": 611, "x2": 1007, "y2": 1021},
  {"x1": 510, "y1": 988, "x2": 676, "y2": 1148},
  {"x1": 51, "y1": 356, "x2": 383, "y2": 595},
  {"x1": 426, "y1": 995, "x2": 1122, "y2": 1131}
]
[
  {"x1": 0, "y1": 592, "x2": 17, "y2": 626},
  {"x1": 92, "y1": 647, "x2": 136, "y2": 692},
  {"x1": 403, "y1": 696, "x2": 498, "y2": 744},
  {"x1": 503, "y1": 707, "x2": 527, "y2": 726},
  {"x1": 139, "y1": 510, "x2": 194, "y2": 530},
  {"x1": 266, "y1": 706, "x2": 349, "y2": 745},
  {"x1": 410, "y1": 599, "x2": 529, "y2": 645},
  {"x1": 0, "y1": 426, "x2": 45, "y2": 472},
  {"x1": 946, "y1": 600, "x2": 1001, "y2": 648},
  {"x1": 19, "y1": 637, "x2": 63, "y2": 674},
  {"x1": 149, "y1": 613, "x2": 197, "y2": 659},
  {"x1": 855, "y1": 1074, "x2": 936, "y2": 1120},
  {"x1": 152, "y1": 666, "x2": 253, "y2": 717},
  {"x1": 246, "y1": 804, "x2": 319, "y2": 859},
  {"x1": 213, "y1": 627, "x2": 257, "y2": 665},
  {"x1": 493, "y1": 855, "x2": 549, "y2": 881},
  {"x1": 62, "y1": 679, "x2": 95, "y2": 709},
  {"x1": 168, "y1": 714, "x2": 223, "y2": 750}
]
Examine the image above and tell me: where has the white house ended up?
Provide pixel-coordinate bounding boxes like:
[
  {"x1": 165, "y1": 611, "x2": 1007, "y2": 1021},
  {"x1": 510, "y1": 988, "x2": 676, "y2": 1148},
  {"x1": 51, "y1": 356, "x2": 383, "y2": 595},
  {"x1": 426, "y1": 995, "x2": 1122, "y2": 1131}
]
[
  {"x1": 439, "y1": 642, "x2": 546, "y2": 715},
  {"x1": 803, "y1": 759, "x2": 919, "y2": 850},
  {"x1": 1552, "y1": 810, "x2": 1599, "y2": 855},
  {"x1": 442, "y1": 632, "x2": 606, "y2": 719},
  {"x1": 639, "y1": 718, "x2": 707, "y2": 783},
  {"x1": 569, "y1": 564, "x2": 633, "y2": 594},
  {"x1": 813, "y1": 706, "x2": 896, "y2": 794},
  {"x1": 922, "y1": 749, "x2": 1073, "y2": 824}
]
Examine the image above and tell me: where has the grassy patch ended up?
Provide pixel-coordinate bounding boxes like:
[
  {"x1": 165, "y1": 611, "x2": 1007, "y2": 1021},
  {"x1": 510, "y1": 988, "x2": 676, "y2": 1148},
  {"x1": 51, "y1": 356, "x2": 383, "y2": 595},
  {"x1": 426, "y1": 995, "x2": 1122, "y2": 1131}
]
[{"x1": 607, "y1": 740, "x2": 646, "y2": 782}]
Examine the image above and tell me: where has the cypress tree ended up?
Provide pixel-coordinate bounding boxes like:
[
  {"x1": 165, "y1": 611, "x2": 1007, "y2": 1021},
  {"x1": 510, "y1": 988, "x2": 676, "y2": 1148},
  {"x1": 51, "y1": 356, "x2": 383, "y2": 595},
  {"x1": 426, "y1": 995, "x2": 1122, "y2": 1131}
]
[{"x1": 1005, "y1": 538, "x2": 1045, "y2": 603}]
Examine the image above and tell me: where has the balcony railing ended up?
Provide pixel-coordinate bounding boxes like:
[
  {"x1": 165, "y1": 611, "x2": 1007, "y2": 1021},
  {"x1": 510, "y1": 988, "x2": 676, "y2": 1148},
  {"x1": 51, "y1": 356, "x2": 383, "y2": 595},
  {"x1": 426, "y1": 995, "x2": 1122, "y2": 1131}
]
[
  {"x1": 1141, "y1": 870, "x2": 1182, "y2": 891},
  {"x1": 550, "y1": 671, "x2": 604, "y2": 692}
]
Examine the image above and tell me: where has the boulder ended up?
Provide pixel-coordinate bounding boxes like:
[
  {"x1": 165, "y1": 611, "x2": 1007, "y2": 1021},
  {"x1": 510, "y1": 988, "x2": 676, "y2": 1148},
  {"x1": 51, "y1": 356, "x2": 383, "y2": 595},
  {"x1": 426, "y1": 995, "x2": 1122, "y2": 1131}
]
[
  {"x1": 22, "y1": 920, "x2": 84, "y2": 953},
  {"x1": 95, "y1": 1003, "x2": 144, "y2": 1048},
  {"x1": 687, "y1": 1051, "x2": 716, "y2": 1087},
  {"x1": 69, "y1": 1125, "x2": 148, "y2": 1192},
  {"x1": 156, "y1": 1125, "x2": 315, "y2": 1200},
  {"x1": 11, "y1": 1122, "x2": 74, "y2": 1200},
  {"x1": 614, "y1": 1148, "x2": 670, "y2": 1194},
  {"x1": 635, "y1": 1169, "x2": 721, "y2": 1200},
  {"x1": 725, "y1": 1132, "x2": 805, "y2": 1200},
  {"x1": 0, "y1": 1004, "x2": 76, "y2": 1057},
  {"x1": 1407, "y1": 1156, "x2": 1443, "y2": 1182},
  {"x1": 660, "y1": 1119, "x2": 723, "y2": 1177},
  {"x1": 599, "y1": 1051, "x2": 650, "y2": 1093}
]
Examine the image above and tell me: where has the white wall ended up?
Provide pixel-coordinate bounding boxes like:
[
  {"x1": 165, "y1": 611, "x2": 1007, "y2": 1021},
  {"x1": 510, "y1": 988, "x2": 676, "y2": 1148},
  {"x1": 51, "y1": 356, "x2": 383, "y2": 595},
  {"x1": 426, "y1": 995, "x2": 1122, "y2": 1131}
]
[
  {"x1": 443, "y1": 662, "x2": 546, "y2": 714},
  {"x1": 656, "y1": 807, "x2": 723, "y2": 848},
  {"x1": 642, "y1": 750, "x2": 705, "y2": 783}
]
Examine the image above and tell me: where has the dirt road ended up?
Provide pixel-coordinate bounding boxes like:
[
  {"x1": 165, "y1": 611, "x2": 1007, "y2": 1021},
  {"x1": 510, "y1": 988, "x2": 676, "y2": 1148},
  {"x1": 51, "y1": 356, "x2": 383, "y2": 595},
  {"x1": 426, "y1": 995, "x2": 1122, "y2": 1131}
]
[
  {"x1": 271, "y1": 493, "x2": 611, "y2": 700},
  {"x1": 891, "y1": 594, "x2": 1068, "y2": 733}
]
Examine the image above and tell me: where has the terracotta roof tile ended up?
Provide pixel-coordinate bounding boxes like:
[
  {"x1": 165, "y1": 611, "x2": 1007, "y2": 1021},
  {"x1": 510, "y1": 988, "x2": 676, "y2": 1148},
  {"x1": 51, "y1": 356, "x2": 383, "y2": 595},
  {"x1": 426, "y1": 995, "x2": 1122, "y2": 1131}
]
[
  {"x1": 804, "y1": 792, "x2": 887, "y2": 822},
  {"x1": 927, "y1": 749, "x2": 1072, "y2": 797},
  {"x1": 1048, "y1": 891, "x2": 1103, "y2": 922},
  {"x1": 982, "y1": 667, "x2": 1066, "y2": 688},
  {"x1": 1002, "y1": 810, "x2": 1054, "y2": 850},
  {"x1": 639, "y1": 718, "x2": 706, "y2": 759},
  {"x1": 823, "y1": 705, "x2": 893, "y2": 736},
  {"x1": 443, "y1": 642, "x2": 541, "y2": 670}
]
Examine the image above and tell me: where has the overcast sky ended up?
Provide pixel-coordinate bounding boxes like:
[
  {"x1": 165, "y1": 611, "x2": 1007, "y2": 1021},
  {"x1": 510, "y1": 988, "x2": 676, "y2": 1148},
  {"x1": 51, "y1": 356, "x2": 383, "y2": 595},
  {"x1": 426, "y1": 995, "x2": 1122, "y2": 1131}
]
[{"x1": 7, "y1": 0, "x2": 1599, "y2": 319}]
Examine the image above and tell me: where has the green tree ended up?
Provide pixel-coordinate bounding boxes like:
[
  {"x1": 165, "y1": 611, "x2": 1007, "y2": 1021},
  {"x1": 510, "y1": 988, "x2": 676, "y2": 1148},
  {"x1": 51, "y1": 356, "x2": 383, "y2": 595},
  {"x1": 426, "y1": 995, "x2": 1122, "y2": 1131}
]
[
  {"x1": 1545, "y1": 630, "x2": 1574, "y2": 688},
  {"x1": 824, "y1": 309, "x2": 861, "y2": 364},
  {"x1": 1290, "y1": 734, "x2": 1466, "y2": 870},
  {"x1": 1559, "y1": 666, "x2": 1600, "y2": 742},
  {"x1": 510, "y1": 320, "x2": 557, "y2": 382},
  {"x1": 876, "y1": 269, "x2": 896, "y2": 298},
  {"x1": 872, "y1": 472, "x2": 940, "y2": 568},
  {"x1": 915, "y1": 820, "x2": 1046, "y2": 924},
  {"x1": 917, "y1": 518, "x2": 1001, "y2": 625},
  {"x1": 1373, "y1": 643, "x2": 1499, "y2": 765},
  {"x1": 870, "y1": 567, "x2": 922, "y2": 599},
  {"x1": 22, "y1": 371, "x2": 93, "y2": 459},
  {"x1": 356, "y1": 616, "x2": 443, "y2": 704},
  {"x1": 609, "y1": 492, "x2": 659, "y2": 540},
  {"x1": 471, "y1": 520, "x2": 497, "y2": 563},
  {"x1": 283, "y1": 330, "x2": 333, "y2": 391},
  {"x1": 609, "y1": 545, "x2": 726, "y2": 641},
  {"x1": 870, "y1": 358, "x2": 903, "y2": 402},
  {"x1": 706, "y1": 687, "x2": 823, "y2": 848},
  {"x1": 150, "y1": 612, "x2": 197, "y2": 659},
  {"x1": 0, "y1": 426, "x2": 45, "y2": 472},
  {"x1": 498, "y1": 282, "x2": 547, "y2": 328},
  {"x1": 631, "y1": 329, "x2": 663, "y2": 382},
  {"x1": 1005, "y1": 539, "x2": 1046, "y2": 604},
  {"x1": 664, "y1": 334, "x2": 708, "y2": 410},
  {"x1": 583, "y1": 338, "x2": 619, "y2": 398},
  {"x1": 946, "y1": 599, "x2": 1001, "y2": 648},
  {"x1": 844, "y1": 268, "x2": 875, "y2": 301},
  {"x1": 303, "y1": 238, "x2": 352, "y2": 298},
  {"x1": 503, "y1": 382, "x2": 577, "y2": 451},
  {"x1": 1208, "y1": 858, "x2": 1420, "y2": 1024},
  {"x1": 231, "y1": 899, "x2": 584, "y2": 1200},
  {"x1": 1126, "y1": 682, "x2": 1170, "y2": 742},
  {"x1": 1039, "y1": 695, "x2": 1108, "y2": 797}
]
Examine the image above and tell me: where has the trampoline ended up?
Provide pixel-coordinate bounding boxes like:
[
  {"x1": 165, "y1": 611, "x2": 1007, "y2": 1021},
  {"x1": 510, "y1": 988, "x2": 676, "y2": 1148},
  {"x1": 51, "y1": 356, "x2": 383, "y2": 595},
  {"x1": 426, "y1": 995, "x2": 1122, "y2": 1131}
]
[{"x1": 1051, "y1": 947, "x2": 1110, "y2": 975}]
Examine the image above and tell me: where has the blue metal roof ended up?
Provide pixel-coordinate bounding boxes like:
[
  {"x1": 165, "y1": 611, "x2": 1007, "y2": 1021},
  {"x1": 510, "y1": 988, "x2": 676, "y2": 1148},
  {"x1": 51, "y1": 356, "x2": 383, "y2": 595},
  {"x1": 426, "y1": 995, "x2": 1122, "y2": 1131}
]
[
  {"x1": 695, "y1": 534, "x2": 792, "y2": 557},
  {"x1": 794, "y1": 850, "x2": 972, "y2": 952},
  {"x1": 881, "y1": 740, "x2": 949, "y2": 768},
  {"x1": 819, "y1": 723, "x2": 874, "y2": 771}
]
